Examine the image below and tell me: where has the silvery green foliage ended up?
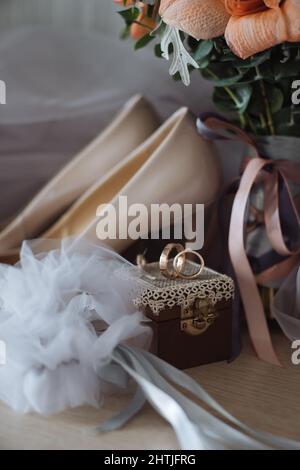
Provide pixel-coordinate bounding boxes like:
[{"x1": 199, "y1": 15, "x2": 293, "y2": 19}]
[
  {"x1": 118, "y1": 0, "x2": 300, "y2": 135},
  {"x1": 160, "y1": 25, "x2": 199, "y2": 86}
]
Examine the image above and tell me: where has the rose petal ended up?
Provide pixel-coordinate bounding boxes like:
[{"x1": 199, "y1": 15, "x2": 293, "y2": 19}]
[
  {"x1": 263, "y1": 0, "x2": 281, "y2": 7},
  {"x1": 284, "y1": 0, "x2": 300, "y2": 42},
  {"x1": 159, "y1": 0, "x2": 178, "y2": 16},
  {"x1": 161, "y1": 0, "x2": 230, "y2": 40},
  {"x1": 225, "y1": 7, "x2": 286, "y2": 58},
  {"x1": 225, "y1": 0, "x2": 269, "y2": 16}
]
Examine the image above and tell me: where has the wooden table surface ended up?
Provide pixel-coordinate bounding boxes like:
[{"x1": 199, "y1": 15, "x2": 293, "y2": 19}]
[{"x1": 0, "y1": 327, "x2": 299, "y2": 450}]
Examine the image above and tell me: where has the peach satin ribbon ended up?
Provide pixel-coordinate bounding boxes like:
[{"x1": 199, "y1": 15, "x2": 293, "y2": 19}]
[{"x1": 199, "y1": 116, "x2": 300, "y2": 365}]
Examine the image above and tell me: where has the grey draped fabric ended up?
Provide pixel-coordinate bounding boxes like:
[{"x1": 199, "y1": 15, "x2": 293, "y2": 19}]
[
  {"x1": 0, "y1": 0, "x2": 121, "y2": 34},
  {"x1": 0, "y1": 22, "x2": 214, "y2": 222}
]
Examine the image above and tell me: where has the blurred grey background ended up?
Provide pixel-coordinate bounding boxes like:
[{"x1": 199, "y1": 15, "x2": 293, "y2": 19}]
[
  {"x1": 0, "y1": 0, "x2": 239, "y2": 223},
  {"x1": 0, "y1": 0, "x2": 214, "y2": 124},
  {"x1": 0, "y1": 0, "x2": 121, "y2": 33}
]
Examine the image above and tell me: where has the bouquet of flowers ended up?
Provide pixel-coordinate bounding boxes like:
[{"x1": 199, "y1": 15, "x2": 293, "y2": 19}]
[
  {"x1": 115, "y1": 0, "x2": 300, "y2": 137},
  {"x1": 114, "y1": 1, "x2": 300, "y2": 365}
]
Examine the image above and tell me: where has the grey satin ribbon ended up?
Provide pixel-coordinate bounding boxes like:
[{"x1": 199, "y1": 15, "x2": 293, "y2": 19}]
[
  {"x1": 97, "y1": 345, "x2": 300, "y2": 450},
  {"x1": 96, "y1": 387, "x2": 146, "y2": 433}
]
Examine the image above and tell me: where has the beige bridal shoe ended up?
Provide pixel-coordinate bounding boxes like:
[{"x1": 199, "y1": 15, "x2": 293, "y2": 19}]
[
  {"x1": 0, "y1": 95, "x2": 159, "y2": 254},
  {"x1": 40, "y1": 107, "x2": 221, "y2": 254}
]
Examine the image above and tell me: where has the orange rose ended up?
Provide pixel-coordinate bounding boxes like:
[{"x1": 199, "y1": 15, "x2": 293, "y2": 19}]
[
  {"x1": 114, "y1": 1, "x2": 157, "y2": 40},
  {"x1": 130, "y1": 12, "x2": 157, "y2": 39},
  {"x1": 160, "y1": 0, "x2": 300, "y2": 59}
]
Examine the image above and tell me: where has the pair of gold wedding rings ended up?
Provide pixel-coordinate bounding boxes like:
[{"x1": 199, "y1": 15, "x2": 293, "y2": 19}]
[{"x1": 159, "y1": 243, "x2": 205, "y2": 280}]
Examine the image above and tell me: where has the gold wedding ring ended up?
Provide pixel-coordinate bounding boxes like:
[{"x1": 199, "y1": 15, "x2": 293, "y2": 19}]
[
  {"x1": 173, "y1": 249, "x2": 205, "y2": 280},
  {"x1": 159, "y1": 243, "x2": 185, "y2": 279}
]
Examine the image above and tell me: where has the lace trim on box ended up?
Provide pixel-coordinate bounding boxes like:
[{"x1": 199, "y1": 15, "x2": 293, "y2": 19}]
[{"x1": 133, "y1": 263, "x2": 235, "y2": 315}]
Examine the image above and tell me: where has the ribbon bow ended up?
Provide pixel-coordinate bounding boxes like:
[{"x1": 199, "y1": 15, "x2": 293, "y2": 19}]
[{"x1": 197, "y1": 115, "x2": 300, "y2": 366}]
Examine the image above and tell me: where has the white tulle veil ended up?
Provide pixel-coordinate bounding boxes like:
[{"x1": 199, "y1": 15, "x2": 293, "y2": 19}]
[{"x1": 0, "y1": 238, "x2": 152, "y2": 415}]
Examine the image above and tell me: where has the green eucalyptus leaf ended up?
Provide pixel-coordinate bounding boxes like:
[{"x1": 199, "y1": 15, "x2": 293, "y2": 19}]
[
  {"x1": 118, "y1": 7, "x2": 139, "y2": 25},
  {"x1": 197, "y1": 58, "x2": 210, "y2": 69},
  {"x1": 232, "y1": 50, "x2": 271, "y2": 69},
  {"x1": 154, "y1": 43, "x2": 163, "y2": 58},
  {"x1": 202, "y1": 71, "x2": 245, "y2": 87},
  {"x1": 235, "y1": 85, "x2": 253, "y2": 113},
  {"x1": 193, "y1": 40, "x2": 213, "y2": 61},
  {"x1": 213, "y1": 85, "x2": 252, "y2": 114},
  {"x1": 213, "y1": 88, "x2": 235, "y2": 113},
  {"x1": 268, "y1": 86, "x2": 284, "y2": 113},
  {"x1": 134, "y1": 34, "x2": 154, "y2": 50}
]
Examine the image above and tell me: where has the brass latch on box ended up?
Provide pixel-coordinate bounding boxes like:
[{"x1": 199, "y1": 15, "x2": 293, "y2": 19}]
[{"x1": 180, "y1": 299, "x2": 218, "y2": 336}]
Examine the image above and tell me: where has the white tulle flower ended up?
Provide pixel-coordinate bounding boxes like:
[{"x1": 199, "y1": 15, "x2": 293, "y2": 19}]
[{"x1": 0, "y1": 239, "x2": 150, "y2": 415}]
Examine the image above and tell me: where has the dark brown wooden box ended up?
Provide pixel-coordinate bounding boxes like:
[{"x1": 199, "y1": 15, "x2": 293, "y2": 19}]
[{"x1": 134, "y1": 263, "x2": 235, "y2": 370}]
